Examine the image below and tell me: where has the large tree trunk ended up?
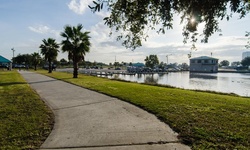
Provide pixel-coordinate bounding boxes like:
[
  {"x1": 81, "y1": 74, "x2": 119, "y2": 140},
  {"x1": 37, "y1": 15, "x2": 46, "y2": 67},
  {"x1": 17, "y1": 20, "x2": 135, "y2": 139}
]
[
  {"x1": 73, "y1": 61, "x2": 78, "y2": 78},
  {"x1": 48, "y1": 61, "x2": 52, "y2": 73}
]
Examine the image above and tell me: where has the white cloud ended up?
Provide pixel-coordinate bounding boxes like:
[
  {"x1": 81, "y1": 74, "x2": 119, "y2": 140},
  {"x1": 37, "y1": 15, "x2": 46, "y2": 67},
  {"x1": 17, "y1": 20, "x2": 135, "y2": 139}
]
[
  {"x1": 28, "y1": 25, "x2": 60, "y2": 37},
  {"x1": 29, "y1": 25, "x2": 50, "y2": 34},
  {"x1": 84, "y1": 22, "x2": 138, "y2": 63},
  {"x1": 96, "y1": 11, "x2": 110, "y2": 18},
  {"x1": 89, "y1": 22, "x2": 122, "y2": 48},
  {"x1": 186, "y1": 35, "x2": 247, "y2": 63},
  {"x1": 68, "y1": 0, "x2": 93, "y2": 15}
]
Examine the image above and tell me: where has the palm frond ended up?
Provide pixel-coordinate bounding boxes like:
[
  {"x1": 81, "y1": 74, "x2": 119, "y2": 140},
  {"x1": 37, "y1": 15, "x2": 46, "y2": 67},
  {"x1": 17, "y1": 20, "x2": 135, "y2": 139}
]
[
  {"x1": 39, "y1": 38, "x2": 59, "y2": 62},
  {"x1": 60, "y1": 24, "x2": 91, "y2": 63}
]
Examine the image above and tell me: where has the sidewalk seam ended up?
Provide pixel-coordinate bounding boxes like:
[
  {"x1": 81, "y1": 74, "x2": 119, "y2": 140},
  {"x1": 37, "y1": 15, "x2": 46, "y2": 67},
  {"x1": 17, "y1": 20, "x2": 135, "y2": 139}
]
[
  {"x1": 53, "y1": 99, "x2": 116, "y2": 110},
  {"x1": 41, "y1": 140, "x2": 181, "y2": 149}
]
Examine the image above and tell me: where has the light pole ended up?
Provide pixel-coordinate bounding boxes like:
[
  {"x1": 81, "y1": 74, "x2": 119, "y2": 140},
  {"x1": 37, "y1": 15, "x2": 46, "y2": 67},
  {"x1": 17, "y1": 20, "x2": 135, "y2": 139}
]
[
  {"x1": 166, "y1": 54, "x2": 172, "y2": 65},
  {"x1": 166, "y1": 54, "x2": 172, "y2": 73},
  {"x1": 10, "y1": 48, "x2": 15, "y2": 70},
  {"x1": 11, "y1": 48, "x2": 15, "y2": 59}
]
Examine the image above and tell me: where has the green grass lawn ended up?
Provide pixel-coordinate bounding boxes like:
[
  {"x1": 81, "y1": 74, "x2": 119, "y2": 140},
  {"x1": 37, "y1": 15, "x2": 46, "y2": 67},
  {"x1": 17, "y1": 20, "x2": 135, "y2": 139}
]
[
  {"x1": 0, "y1": 70, "x2": 53, "y2": 149},
  {"x1": 38, "y1": 70, "x2": 250, "y2": 150}
]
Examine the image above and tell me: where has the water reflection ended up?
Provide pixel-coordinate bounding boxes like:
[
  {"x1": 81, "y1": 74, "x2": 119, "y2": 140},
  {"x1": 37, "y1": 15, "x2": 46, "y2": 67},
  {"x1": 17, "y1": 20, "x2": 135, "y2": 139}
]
[
  {"x1": 104, "y1": 72, "x2": 250, "y2": 97},
  {"x1": 137, "y1": 74, "x2": 142, "y2": 79},
  {"x1": 144, "y1": 75, "x2": 158, "y2": 84},
  {"x1": 189, "y1": 73, "x2": 217, "y2": 80},
  {"x1": 112, "y1": 74, "x2": 120, "y2": 80}
]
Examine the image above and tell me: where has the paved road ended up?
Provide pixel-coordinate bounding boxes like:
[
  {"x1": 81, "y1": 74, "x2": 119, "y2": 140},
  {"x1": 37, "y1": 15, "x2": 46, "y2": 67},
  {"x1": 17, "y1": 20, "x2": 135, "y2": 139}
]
[{"x1": 20, "y1": 71, "x2": 190, "y2": 150}]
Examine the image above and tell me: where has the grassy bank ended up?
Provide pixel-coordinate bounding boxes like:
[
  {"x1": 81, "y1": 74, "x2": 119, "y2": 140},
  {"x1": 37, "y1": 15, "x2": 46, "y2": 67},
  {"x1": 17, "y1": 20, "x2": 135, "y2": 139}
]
[
  {"x1": 38, "y1": 70, "x2": 250, "y2": 150},
  {"x1": 0, "y1": 71, "x2": 53, "y2": 149}
]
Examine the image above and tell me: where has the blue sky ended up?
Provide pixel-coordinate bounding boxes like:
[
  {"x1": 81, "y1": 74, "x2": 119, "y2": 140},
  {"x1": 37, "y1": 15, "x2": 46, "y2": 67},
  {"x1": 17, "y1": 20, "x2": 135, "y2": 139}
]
[{"x1": 0, "y1": 0, "x2": 249, "y2": 65}]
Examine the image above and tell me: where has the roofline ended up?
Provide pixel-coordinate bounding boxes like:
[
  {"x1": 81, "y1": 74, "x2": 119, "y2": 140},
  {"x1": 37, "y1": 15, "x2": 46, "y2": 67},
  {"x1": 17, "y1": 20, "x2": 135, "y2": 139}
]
[
  {"x1": 190, "y1": 56, "x2": 218, "y2": 60},
  {"x1": 0, "y1": 55, "x2": 11, "y2": 63}
]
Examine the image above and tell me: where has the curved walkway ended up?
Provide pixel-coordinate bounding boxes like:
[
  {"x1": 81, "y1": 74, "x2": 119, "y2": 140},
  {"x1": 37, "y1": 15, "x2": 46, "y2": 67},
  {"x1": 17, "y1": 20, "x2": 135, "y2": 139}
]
[{"x1": 20, "y1": 71, "x2": 190, "y2": 150}]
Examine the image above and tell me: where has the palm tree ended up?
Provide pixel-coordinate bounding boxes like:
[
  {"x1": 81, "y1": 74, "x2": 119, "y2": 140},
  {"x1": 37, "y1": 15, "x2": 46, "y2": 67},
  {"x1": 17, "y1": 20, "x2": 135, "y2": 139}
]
[
  {"x1": 39, "y1": 38, "x2": 59, "y2": 73},
  {"x1": 61, "y1": 24, "x2": 91, "y2": 78},
  {"x1": 31, "y1": 52, "x2": 41, "y2": 71}
]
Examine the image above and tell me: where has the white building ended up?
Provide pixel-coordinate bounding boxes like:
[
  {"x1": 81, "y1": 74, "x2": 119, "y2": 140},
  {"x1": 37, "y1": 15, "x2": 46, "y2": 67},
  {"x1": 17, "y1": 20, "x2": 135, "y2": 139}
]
[
  {"x1": 190, "y1": 56, "x2": 219, "y2": 73},
  {"x1": 242, "y1": 51, "x2": 250, "y2": 60}
]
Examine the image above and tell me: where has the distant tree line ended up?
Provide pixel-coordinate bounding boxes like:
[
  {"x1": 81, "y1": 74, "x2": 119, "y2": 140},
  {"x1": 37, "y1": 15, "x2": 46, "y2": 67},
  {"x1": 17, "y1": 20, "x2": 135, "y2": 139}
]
[
  {"x1": 144, "y1": 54, "x2": 188, "y2": 71},
  {"x1": 241, "y1": 57, "x2": 250, "y2": 67},
  {"x1": 220, "y1": 57, "x2": 250, "y2": 68},
  {"x1": 12, "y1": 53, "x2": 70, "y2": 70}
]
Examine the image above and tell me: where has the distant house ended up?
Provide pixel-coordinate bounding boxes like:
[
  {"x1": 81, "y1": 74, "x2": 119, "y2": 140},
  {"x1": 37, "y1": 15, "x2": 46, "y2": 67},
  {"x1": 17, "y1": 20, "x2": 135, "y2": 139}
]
[
  {"x1": 132, "y1": 62, "x2": 145, "y2": 67},
  {"x1": 190, "y1": 56, "x2": 219, "y2": 73},
  {"x1": 127, "y1": 62, "x2": 145, "y2": 73}
]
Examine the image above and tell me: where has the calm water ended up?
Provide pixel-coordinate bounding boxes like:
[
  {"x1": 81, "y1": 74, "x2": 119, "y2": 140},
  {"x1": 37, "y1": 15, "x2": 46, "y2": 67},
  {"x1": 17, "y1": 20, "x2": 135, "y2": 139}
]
[{"x1": 103, "y1": 72, "x2": 250, "y2": 97}]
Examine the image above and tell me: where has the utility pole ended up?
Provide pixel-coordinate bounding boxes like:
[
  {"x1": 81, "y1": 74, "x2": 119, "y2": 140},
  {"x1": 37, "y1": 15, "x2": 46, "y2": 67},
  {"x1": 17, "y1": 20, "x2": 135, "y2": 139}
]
[
  {"x1": 115, "y1": 55, "x2": 117, "y2": 69},
  {"x1": 11, "y1": 48, "x2": 15, "y2": 59},
  {"x1": 166, "y1": 54, "x2": 172, "y2": 73},
  {"x1": 10, "y1": 48, "x2": 15, "y2": 70},
  {"x1": 166, "y1": 54, "x2": 172, "y2": 66}
]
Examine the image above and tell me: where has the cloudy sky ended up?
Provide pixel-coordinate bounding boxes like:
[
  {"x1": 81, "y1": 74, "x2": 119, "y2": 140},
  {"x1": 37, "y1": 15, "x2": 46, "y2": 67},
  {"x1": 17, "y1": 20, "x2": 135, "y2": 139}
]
[{"x1": 0, "y1": 0, "x2": 249, "y2": 65}]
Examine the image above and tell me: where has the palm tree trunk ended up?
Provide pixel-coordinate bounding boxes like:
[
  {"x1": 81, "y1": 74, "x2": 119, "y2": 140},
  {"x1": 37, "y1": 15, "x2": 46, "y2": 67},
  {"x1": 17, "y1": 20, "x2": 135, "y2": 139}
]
[
  {"x1": 73, "y1": 61, "x2": 78, "y2": 78},
  {"x1": 48, "y1": 61, "x2": 52, "y2": 73}
]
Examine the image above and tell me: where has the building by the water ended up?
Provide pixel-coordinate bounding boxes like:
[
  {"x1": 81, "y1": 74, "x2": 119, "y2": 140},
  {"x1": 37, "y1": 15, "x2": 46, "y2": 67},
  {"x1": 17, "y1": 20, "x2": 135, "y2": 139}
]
[
  {"x1": 242, "y1": 51, "x2": 250, "y2": 60},
  {"x1": 189, "y1": 56, "x2": 219, "y2": 73}
]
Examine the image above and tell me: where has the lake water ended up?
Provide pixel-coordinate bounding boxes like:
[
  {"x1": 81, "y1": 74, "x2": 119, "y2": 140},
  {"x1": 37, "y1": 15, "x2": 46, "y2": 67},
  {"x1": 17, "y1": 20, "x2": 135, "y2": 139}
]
[{"x1": 102, "y1": 72, "x2": 250, "y2": 97}]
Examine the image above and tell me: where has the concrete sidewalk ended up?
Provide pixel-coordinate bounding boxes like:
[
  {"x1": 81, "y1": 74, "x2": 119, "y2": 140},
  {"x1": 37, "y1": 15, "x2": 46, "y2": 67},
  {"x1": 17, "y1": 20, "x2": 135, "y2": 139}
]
[{"x1": 20, "y1": 71, "x2": 190, "y2": 150}]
